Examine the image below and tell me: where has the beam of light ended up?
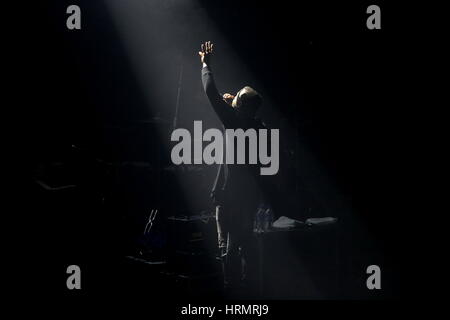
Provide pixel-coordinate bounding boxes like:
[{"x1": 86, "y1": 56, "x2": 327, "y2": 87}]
[{"x1": 103, "y1": 0, "x2": 353, "y2": 298}]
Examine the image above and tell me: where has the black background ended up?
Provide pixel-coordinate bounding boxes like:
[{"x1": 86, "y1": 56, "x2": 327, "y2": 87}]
[{"x1": 5, "y1": 0, "x2": 428, "y2": 310}]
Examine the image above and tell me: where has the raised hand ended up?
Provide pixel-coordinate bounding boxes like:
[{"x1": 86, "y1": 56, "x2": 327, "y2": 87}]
[
  {"x1": 199, "y1": 41, "x2": 214, "y2": 66},
  {"x1": 222, "y1": 93, "x2": 235, "y2": 105}
]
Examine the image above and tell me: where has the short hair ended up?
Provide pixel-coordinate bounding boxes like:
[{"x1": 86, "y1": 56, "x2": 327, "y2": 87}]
[{"x1": 232, "y1": 86, "x2": 262, "y2": 114}]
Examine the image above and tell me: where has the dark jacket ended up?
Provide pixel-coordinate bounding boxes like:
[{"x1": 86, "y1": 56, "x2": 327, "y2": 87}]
[{"x1": 201, "y1": 65, "x2": 269, "y2": 205}]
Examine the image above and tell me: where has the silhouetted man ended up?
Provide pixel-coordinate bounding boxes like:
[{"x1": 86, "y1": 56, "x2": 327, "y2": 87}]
[{"x1": 199, "y1": 41, "x2": 268, "y2": 291}]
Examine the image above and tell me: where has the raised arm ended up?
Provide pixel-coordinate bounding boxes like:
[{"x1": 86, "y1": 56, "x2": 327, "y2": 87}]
[{"x1": 199, "y1": 41, "x2": 236, "y2": 127}]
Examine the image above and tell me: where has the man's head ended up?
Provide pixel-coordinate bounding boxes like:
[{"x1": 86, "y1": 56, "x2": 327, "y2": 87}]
[{"x1": 223, "y1": 86, "x2": 262, "y2": 118}]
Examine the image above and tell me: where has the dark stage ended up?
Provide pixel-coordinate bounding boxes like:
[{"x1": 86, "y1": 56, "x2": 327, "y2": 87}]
[{"x1": 7, "y1": 0, "x2": 419, "y2": 310}]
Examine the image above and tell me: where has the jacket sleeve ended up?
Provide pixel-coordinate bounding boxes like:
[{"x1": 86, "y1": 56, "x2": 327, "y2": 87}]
[{"x1": 201, "y1": 65, "x2": 237, "y2": 127}]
